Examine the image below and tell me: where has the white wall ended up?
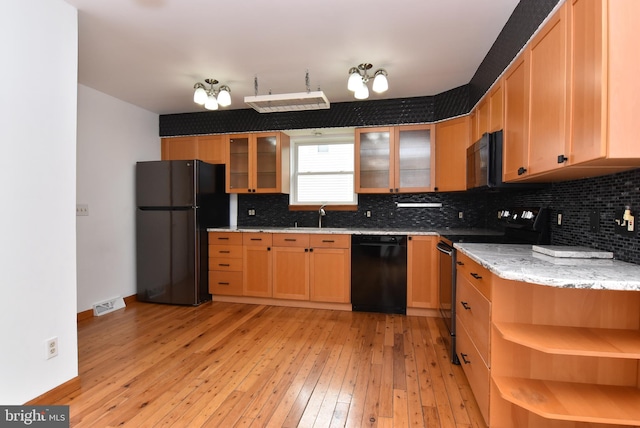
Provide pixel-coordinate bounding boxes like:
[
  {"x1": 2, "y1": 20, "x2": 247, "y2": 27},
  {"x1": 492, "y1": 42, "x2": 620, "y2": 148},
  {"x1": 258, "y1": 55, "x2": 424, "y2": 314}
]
[
  {"x1": 0, "y1": 0, "x2": 79, "y2": 403},
  {"x1": 76, "y1": 85, "x2": 159, "y2": 312}
]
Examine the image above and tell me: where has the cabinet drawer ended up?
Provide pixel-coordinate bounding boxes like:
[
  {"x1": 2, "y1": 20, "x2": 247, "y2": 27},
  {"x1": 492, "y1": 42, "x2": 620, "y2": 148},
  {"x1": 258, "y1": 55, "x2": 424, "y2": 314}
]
[
  {"x1": 456, "y1": 251, "x2": 492, "y2": 300},
  {"x1": 243, "y1": 232, "x2": 273, "y2": 246},
  {"x1": 309, "y1": 234, "x2": 350, "y2": 249},
  {"x1": 208, "y1": 231, "x2": 242, "y2": 246},
  {"x1": 209, "y1": 271, "x2": 243, "y2": 295},
  {"x1": 457, "y1": 276, "x2": 491, "y2": 365},
  {"x1": 209, "y1": 257, "x2": 242, "y2": 272},
  {"x1": 209, "y1": 245, "x2": 243, "y2": 259},
  {"x1": 273, "y1": 233, "x2": 309, "y2": 247},
  {"x1": 456, "y1": 318, "x2": 490, "y2": 425}
]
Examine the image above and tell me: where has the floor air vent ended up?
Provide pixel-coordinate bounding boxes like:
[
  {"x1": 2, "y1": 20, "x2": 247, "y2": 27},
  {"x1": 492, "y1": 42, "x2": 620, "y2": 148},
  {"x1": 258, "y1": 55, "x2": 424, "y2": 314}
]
[{"x1": 92, "y1": 297, "x2": 126, "y2": 316}]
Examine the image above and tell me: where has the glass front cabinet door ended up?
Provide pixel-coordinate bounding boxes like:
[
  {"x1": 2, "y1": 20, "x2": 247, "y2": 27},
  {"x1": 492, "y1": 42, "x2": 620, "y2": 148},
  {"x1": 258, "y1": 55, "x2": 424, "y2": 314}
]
[
  {"x1": 355, "y1": 125, "x2": 434, "y2": 193},
  {"x1": 226, "y1": 132, "x2": 290, "y2": 194}
]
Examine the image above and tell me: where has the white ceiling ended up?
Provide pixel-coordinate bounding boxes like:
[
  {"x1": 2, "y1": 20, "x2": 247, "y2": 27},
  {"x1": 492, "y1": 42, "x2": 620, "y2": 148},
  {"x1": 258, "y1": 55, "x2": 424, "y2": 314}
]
[{"x1": 63, "y1": 0, "x2": 520, "y2": 115}]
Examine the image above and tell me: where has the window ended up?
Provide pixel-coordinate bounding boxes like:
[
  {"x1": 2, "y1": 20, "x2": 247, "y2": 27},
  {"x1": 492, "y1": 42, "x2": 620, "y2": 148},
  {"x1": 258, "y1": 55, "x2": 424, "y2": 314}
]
[{"x1": 290, "y1": 131, "x2": 357, "y2": 206}]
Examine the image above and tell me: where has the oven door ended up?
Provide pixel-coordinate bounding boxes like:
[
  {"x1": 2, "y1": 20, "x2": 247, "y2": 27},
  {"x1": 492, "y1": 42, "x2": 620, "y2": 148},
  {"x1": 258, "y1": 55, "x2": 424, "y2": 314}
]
[{"x1": 436, "y1": 240, "x2": 459, "y2": 364}]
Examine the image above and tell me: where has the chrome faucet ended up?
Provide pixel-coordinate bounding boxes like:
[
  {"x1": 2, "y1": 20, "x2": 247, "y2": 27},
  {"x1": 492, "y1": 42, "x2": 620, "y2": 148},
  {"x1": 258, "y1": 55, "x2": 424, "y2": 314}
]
[{"x1": 318, "y1": 204, "x2": 326, "y2": 228}]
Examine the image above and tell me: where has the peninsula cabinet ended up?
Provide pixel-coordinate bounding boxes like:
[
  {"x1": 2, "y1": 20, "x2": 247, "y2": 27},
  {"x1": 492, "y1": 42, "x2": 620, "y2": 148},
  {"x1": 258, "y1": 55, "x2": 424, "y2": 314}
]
[
  {"x1": 161, "y1": 134, "x2": 226, "y2": 164},
  {"x1": 435, "y1": 117, "x2": 469, "y2": 192},
  {"x1": 226, "y1": 132, "x2": 290, "y2": 194},
  {"x1": 490, "y1": 279, "x2": 640, "y2": 428},
  {"x1": 407, "y1": 236, "x2": 439, "y2": 309},
  {"x1": 455, "y1": 249, "x2": 640, "y2": 427},
  {"x1": 355, "y1": 124, "x2": 435, "y2": 193}
]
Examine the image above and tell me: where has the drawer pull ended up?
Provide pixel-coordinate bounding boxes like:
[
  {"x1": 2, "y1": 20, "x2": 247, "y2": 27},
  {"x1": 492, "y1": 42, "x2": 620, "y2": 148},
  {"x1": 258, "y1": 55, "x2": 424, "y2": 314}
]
[
  {"x1": 460, "y1": 353, "x2": 471, "y2": 364},
  {"x1": 461, "y1": 301, "x2": 471, "y2": 310},
  {"x1": 470, "y1": 272, "x2": 483, "y2": 280},
  {"x1": 219, "y1": 250, "x2": 230, "y2": 254},
  {"x1": 284, "y1": 238, "x2": 297, "y2": 242},
  {"x1": 217, "y1": 237, "x2": 229, "y2": 240},
  {"x1": 250, "y1": 238, "x2": 263, "y2": 241},
  {"x1": 218, "y1": 282, "x2": 230, "y2": 285},
  {"x1": 218, "y1": 263, "x2": 230, "y2": 267},
  {"x1": 456, "y1": 261, "x2": 464, "y2": 266},
  {"x1": 322, "y1": 240, "x2": 335, "y2": 243}
]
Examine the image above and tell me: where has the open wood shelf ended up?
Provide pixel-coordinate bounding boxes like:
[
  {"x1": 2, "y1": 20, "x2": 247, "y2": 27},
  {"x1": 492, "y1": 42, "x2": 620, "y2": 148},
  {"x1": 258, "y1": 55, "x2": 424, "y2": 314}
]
[
  {"x1": 493, "y1": 376, "x2": 640, "y2": 426},
  {"x1": 494, "y1": 322, "x2": 640, "y2": 358}
]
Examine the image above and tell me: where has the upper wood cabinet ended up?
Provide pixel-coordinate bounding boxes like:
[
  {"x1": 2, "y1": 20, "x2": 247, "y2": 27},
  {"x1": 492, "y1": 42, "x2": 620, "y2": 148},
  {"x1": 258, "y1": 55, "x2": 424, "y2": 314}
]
[
  {"x1": 503, "y1": 0, "x2": 640, "y2": 183},
  {"x1": 355, "y1": 124, "x2": 435, "y2": 193},
  {"x1": 488, "y1": 82, "x2": 503, "y2": 133},
  {"x1": 226, "y1": 132, "x2": 290, "y2": 194},
  {"x1": 502, "y1": 54, "x2": 530, "y2": 182},
  {"x1": 161, "y1": 135, "x2": 226, "y2": 164},
  {"x1": 476, "y1": 98, "x2": 490, "y2": 139},
  {"x1": 435, "y1": 116, "x2": 470, "y2": 192},
  {"x1": 568, "y1": 0, "x2": 640, "y2": 168}
]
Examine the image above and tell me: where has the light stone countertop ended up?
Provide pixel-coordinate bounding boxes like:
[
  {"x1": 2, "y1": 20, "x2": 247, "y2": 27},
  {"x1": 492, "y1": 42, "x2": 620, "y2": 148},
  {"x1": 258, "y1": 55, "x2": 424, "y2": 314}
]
[
  {"x1": 207, "y1": 226, "x2": 508, "y2": 237},
  {"x1": 454, "y1": 243, "x2": 640, "y2": 291}
]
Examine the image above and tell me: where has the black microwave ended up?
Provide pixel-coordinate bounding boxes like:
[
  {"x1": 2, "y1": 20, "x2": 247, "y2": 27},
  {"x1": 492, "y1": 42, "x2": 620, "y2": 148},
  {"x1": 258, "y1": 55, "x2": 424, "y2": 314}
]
[{"x1": 466, "y1": 130, "x2": 546, "y2": 190}]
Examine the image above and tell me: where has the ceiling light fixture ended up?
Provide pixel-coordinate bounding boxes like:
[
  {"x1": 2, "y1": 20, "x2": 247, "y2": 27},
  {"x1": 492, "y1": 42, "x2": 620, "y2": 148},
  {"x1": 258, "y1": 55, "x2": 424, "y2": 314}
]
[
  {"x1": 347, "y1": 63, "x2": 388, "y2": 100},
  {"x1": 193, "y1": 78, "x2": 232, "y2": 110},
  {"x1": 244, "y1": 71, "x2": 330, "y2": 113}
]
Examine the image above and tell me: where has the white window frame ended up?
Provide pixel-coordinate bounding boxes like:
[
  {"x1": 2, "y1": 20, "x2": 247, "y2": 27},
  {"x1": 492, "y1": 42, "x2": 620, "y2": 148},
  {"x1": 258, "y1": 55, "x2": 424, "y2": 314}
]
[{"x1": 289, "y1": 132, "x2": 358, "y2": 206}]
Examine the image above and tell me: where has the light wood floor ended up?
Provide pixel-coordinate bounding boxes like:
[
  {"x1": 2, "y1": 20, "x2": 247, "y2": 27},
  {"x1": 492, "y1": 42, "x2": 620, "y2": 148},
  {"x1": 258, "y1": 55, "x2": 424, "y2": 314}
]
[{"x1": 43, "y1": 301, "x2": 488, "y2": 427}]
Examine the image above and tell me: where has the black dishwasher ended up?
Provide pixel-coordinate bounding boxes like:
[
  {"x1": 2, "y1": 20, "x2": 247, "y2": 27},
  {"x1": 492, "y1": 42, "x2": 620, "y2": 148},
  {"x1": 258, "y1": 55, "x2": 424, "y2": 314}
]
[{"x1": 351, "y1": 235, "x2": 407, "y2": 314}]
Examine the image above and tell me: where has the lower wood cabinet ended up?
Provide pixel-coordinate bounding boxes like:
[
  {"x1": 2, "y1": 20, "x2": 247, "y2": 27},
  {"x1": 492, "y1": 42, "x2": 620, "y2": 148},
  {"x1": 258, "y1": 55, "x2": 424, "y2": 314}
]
[
  {"x1": 208, "y1": 232, "x2": 243, "y2": 296},
  {"x1": 456, "y1": 249, "x2": 640, "y2": 427},
  {"x1": 407, "y1": 235, "x2": 438, "y2": 309},
  {"x1": 242, "y1": 233, "x2": 272, "y2": 297},
  {"x1": 272, "y1": 233, "x2": 310, "y2": 300},
  {"x1": 455, "y1": 251, "x2": 492, "y2": 425},
  {"x1": 309, "y1": 234, "x2": 351, "y2": 303},
  {"x1": 208, "y1": 232, "x2": 350, "y2": 304}
]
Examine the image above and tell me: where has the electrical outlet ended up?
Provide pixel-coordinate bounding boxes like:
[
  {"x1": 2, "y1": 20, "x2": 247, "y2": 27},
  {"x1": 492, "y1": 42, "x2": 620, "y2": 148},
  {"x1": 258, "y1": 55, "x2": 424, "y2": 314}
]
[
  {"x1": 46, "y1": 337, "x2": 58, "y2": 359},
  {"x1": 458, "y1": 211, "x2": 464, "y2": 219},
  {"x1": 557, "y1": 212, "x2": 562, "y2": 226},
  {"x1": 365, "y1": 210, "x2": 371, "y2": 218},
  {"x1": 248, "y1": 209, "x2": 256, "y2": 216},
  {"x1": 76, "y1": 204, "x2": 89, "y2": 216}
]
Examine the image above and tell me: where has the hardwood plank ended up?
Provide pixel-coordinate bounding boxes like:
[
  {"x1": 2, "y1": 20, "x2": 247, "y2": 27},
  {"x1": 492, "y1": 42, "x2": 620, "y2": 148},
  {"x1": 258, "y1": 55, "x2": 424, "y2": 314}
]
[{"x1": 31, "y1": 301, "x2": 490, "y2": 428}]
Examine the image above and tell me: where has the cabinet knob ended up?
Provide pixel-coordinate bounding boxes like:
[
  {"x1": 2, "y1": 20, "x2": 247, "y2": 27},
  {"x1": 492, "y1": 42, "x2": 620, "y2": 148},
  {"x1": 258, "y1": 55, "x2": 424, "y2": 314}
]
[
  {"x1": 267, "y1": 247, "x2": 271, "y2": 251},
  {"x1": 470, "y1": 272, "x2": 483, "y2": 280},
  {"x1": 305, "y1": 248, "x2": 309, "y2": 252},
  {"x1": 517, "y1": 167, "x2": 527, "y2": 176},
  {"x1": 557, "y1": 154, "x2": 568, "y2": 164},
  {"x1": 309, "y1": 248, "x2": 313, "y2": 252},
  {"x1": 461, "y1": 301, "x2": 471, "y2": 310},
  {"x1": 434, "y1": 187, "x2": 439, "y2": 191},
  {"x1": 460, "y1": 353, "x2": 471, "y2": 364}
]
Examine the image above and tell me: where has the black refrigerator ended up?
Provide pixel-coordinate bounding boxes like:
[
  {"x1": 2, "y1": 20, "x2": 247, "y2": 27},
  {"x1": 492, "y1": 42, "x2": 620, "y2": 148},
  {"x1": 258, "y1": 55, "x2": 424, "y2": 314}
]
[{"x1": 136, "y1": 160, "x2": 229, "y2": 305}]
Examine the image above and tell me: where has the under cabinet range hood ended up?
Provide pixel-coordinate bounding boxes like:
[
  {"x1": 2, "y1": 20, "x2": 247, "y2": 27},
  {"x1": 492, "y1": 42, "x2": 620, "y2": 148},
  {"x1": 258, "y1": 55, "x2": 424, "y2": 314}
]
[{"x1": 244, "y1": 91, "x2": 330, "y2": 113}]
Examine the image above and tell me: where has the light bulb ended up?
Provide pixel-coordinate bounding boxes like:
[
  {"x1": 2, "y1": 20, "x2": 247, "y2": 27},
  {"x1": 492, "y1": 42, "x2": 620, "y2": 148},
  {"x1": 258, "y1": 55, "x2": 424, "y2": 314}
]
[
  {"x1": 204, "y1": 94, "x2": 218, "y2": 110},
  {"x1": 348, "y1": 69, "x2": 363, "y2": 92},
  {"x1": 193, "y1": 86, "x2": 208, "y2": 105},
  {"x1": 372, "y1": 71, "x2": 388, "y2": 93},
  {"x1": 354, "y1": 81, "x2": 369, "y2": 100},
  {"x1": 217, "y1": 87, "x2": 231, "y2": 107}
]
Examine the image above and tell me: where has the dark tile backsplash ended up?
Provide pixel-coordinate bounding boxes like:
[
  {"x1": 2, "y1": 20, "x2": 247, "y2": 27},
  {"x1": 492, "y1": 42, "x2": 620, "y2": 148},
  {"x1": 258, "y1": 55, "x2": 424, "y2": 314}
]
[{"x1": 237, "y1": 168, "x2": 640, "y2": 265}]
